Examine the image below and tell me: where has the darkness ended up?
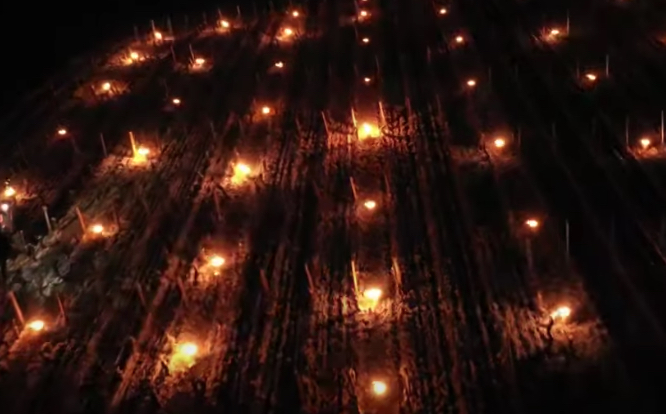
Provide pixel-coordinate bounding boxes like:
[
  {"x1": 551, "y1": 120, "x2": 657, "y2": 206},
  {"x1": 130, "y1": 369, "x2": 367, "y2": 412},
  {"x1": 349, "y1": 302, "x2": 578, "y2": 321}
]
[{"x1": 0, "y1": 1, "x2": 218, "y2": 113}]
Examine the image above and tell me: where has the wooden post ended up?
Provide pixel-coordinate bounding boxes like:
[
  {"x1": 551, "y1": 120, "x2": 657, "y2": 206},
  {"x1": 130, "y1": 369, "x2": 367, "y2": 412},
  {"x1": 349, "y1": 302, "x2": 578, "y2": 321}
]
[
  {"x1": 56, "y1": 293, "x2": 67, "y2": 323},
  {"x1": 150, "y1": 20, "x2": 156, "y2": 33},
  {"x1": 605, "y1": 53, "x2": 610, "y2": 77},
  {"x1": 136, "y1": 282, "x2": 147, "y2": 308},
  {"x1": 167, "y1": 17, "x2": 173, "y2": 36},
  {"x1": 659, "y1": 109, "x2": 664, "y2": 147},
  {"x1": 42, "y1": 206, "x2": 53, "y2": 234},
  {"x1": 75, "y1": 206, "x2": 86, "y2": 233},
  {"x1": 349, "y1": 177, "x2": 358, "y2": 201},
  {"x1": 188, "y1": 43, "x2": 195, "y2": 62},
  {"x1": 565, "y1": 220, "x2": 570, "y2": 263},
  {"x1": 350, "y1": 260, "x2": 359, "y2": 296},
  {"x1": 304, "y1": 263, "x2": 315, "y2": 294},
  {"x1": 7, "y1": 291, "x2": 25, "y2": 326},
  {"x1": 170, "y1": 45, "x2": 176, "y2": 64},
  {"x1": 259, "y1": 269, "x2": 269, "y2": 294},
  {"x1": 129, "y1": 131, "x2": 137, "y2": 155},
  {"x1": 321, "y1": 111, "x2": 330, "y2": 138},
  {"x1": 100, "y1": 133, "x2": 108, "y2": 157},
  {"x1": 237, "y1": 5, "x2": 242, "y2": 20},
  {"x1": 213, "y1": 191, "x2": 223, "y2": 221},
  {"x1": 566, "y1": 9, "x2": 570, "y2": 34},
  {"x1": 392, "y1": 256, "x2": 402, "y2": 290}
]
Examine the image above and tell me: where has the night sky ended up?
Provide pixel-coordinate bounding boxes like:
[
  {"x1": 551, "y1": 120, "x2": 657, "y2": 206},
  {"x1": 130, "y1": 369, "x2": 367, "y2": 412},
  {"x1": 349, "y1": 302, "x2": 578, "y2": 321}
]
[{"x1": 0, "y1": 0, "x2": 227, "y2": 112}]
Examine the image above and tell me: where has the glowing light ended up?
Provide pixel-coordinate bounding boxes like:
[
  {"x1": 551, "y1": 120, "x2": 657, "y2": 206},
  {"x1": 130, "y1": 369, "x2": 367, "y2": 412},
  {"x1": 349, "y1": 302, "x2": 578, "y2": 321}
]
[
  {"x1": 551, "y1": 306, "x2": 571, "y2": 320},
  {"x1": 90, "y1": 224, "x2": 104, "y2": 234},
  {"x1": 284, "y1": 27, "x2": 294, "y2": 37},
  {"x1": 455, "y1": 35, "x2": 464, "y2": 43},
  {"x1": 371, "y1": 380, "x2": 387, "y2": 396},
  {"x1": 640, "y1": 138, "x2": 651, "y2": 149},
  {"x1": 363, "y1": 77, "x2": 371, "y2": 84},
  {"x1": 358, "y1": 287, "x2": 383, "y2": 311},
  {"x1": 194, "y1": 57, "x2": 206, "y2": 66},
  {"x1": 363, "y1": 200, "x2": 376, "y2": 210},
  {"x1": 132, "y1": 146, "x2": 150, "y2": 164},
  {"x1": 493, "y1": 137, "x2": 506, "y2": 148},
  {"x1": 178, "y1": 342, "x2": 198, "y2": 356},
  {"x1": 261, "y1": 106, "x2": 272, "y2": 115},
  {"x1": 232, "y1": 163, "x2": 252, "y2": 184},
  {"x1": 275, "y1": 61, "x2": 284, "y2": 68},
  {"x1": 466, "y1": 79, "x2": 476, "y2": 87},
  {"x1": 549, "y1": 28, "x2": 560, "y2": 37},
  {"x1": 362, "y1": 37, "x2": 370, "y2": 44},
  {"x1": 0, "y1": 203, "x2": 8, "y2": 212},
  {"x1": 137, "y1": 147, "x2": 150, "y2": 156},
  {"x1": 102, "y1": 82, "x2": 112, "y2": 91},
  {"x1": 57, "y1": 128, "x2": 67, "y2": 136},
  {"x1": 154, "y1": 31, "x2": 163, "y2": 40},
  {"x1": 358, "y1": 122, "x2": 381, "y2": 140},
  {"x1": 360, "y1": 10, "x2": 369, "y2": 17},
  {"x1": 172, "y1": 98, "x2": 181, "y2": 105},
  {"x1": 220, "y1": 20, "x2": 230, "y2": 28},
  {"x1": 210, "y1": 255, "x2": 226, "y2": 268},
  {"x1": 585, "y1": 73, "x2": 597, "y2": 81},
  {"x1": 129, "y1": 51, "x2": 139, "y2": 60},
  {"x1": 292, "y1": 11, "x2": 299, "y2": 17},
  {"x1": 439, "y1": 8, "x2": 447, "y2": 15},
  {"x1": 3, "y1": 187, "x2": 16, "y2": 198},
  {"x1": 26, "y1": 320, "x2": 45, "y2": 332},
  {"x1": 525, "y1": 219, "x2": 539, "y2": 229}
]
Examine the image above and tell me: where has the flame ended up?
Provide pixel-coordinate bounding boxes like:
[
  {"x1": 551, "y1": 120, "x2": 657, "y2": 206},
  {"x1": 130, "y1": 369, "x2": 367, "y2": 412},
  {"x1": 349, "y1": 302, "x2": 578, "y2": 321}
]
[
  {"x1": 360, "y1": 10, "x2": 369, "y2": 17},
  {"x1": 275, "y1": 61, "x2": 284, "y2": 68},
  {"x1": 358, "y1": 122, "x2": 381, "y2": 140},
  {"x1": 363, "y1": 200, "x2": 376, "y2": 210},
  {"x1": 172, "y1": 98, "x2": 181, "y2": 105},
  {"x1": 640, "y1": 138, "x2": 651, "y2": 149},
  {"x1": 363, "y1": 77, "x2": 371, "y2": 84},
  {"x1": 358, "y1": 287, "x2": 382, "y2": 311},
  {"x1": 102, "y1": 82, "x2": 112, "y2": 91},
  {"x1": 90, "y1": 224, "x2": 104, "y2": 234},
  {"x1": 550, "y1": 28, "x2": 560, "y2": 36},
  {"x1": 362, "y1": 37, "x2": 370, "y2": 44},
  {"x1": 132, "y1": 146, "x2": 150, "y2": 164},
  {"x1": 525, "y1": 219, "x2": 539, "y2": 229},
  {"x1": 455, "y1": 35, "x2": 464, "y2": 43},
  {"x1": 57, "y1": 128, "x2": 68, "y2": 136},
  {"x1": 220, "y1": 20, "x2": 230, "y2": 28},
  {"x1": 493, "y1": 138, "x2": 506, "y2": 148},
  {"x1": 169, "y1": 341, "x2": 200, "y2": 372},
  {"x1": 439, "y1": 8, "x2": 447, "y2": 15},
  {"x1": 0, "y1": 203, "x2": 9, "y2": 212},
  {"x1": 210, "y1": 255, "x2": 226, "y2": 268},
  {"x1": 261, "y1": 106, "x2": 272, "y2": 115},
  {"x1": 3, "y1": 186, "x2": 16, "y2": 198},
  {"x1": 585, "y1": 73, "x2": 597, "y2": 81},
  {"x1": 154, "y1": 31, "x2": 163, "y2": 40},
  {"x1": 466, "y1": 79, "x2": 476, "y2": 87},
  {"x1": 292, "y1": 11, "x2": 299, "y2": 17},
  {"x1": 129, "y1": 51, "x2": 139, "y2": 60},
  {"x1": 232, "y1": 163, "x2": 252, "y2": 184},
  {"x1": 551, "y1": 306, "x2": 571, "y2": 320},
  {"x1": 26, "y1": 320, "x2": 45, "y2": 332},
  {"x1": 283, "y1": 27, "x2": 294, "y2": 37},
  {"x1": 371, "y1": 380, "x2": 387, "y2": 395}
]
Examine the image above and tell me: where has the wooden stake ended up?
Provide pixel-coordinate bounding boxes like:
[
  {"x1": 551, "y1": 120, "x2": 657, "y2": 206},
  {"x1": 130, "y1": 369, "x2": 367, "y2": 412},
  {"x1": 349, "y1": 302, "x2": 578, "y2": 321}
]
[
  {"x1": 259, "y1": 269, "x2": 269, "y2": 294},
  {"x1": 56, "y1": 293, "x2": 66, "y2": 323},
  {"x1": 135, "y1": 282, "x2": 147, "y2": 308},
  {"x1": 7, "y1": 291, "x2": 24, "y2": 326},
  {"x1": 349, "y1": 177, "x2": 358, "y2": 201},
  {"x1": 392, "y1": 256, "x2": 402, "y2": 289},
  {"x1": 188, "y1": 43, "x2": 195, "y2": 62},
  {"x1": 304, "y1": 263, "x2": 315, "y2": 294},
  {"x1": 42, "y1": 206, "x2": 53, "y2": 234},
  {"x1": 350, "y1": 260, "x2": 359, "y2": 296},
  {"x1": 213, "y1": 191, "x2": 223, "y2": 221},
  {"x1": 100, "y1": 133, "x2": 107, "y2": 157},
  {"x1": 129, "y1": 131, "x2": 137, "y2": 155},
  {"x1": 75, "y1": 206, "x2": 86, "y2": 233}
]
